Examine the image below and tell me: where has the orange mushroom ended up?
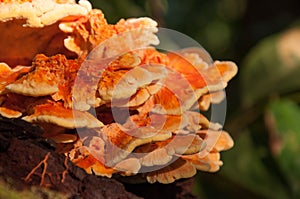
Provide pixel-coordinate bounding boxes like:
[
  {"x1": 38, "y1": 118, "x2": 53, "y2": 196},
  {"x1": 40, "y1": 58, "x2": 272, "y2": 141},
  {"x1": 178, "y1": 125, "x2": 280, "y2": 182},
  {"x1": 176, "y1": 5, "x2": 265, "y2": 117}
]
[
  {"x1": 182, "y1": 152, "x2": 223, "y2": 172},
  {"x1": 74, "y1": 154, "x2": 115, "y2": 178},
  {"x1": 23, "y1": 100, "x2": 103, "y2": 129},
  {"x1": 0, "y1": 93, "x2": 39, "y2": 117},
  {"x1": 146, "y1": 158, "x2": 196, "y2": 184},
  {"x1": 196, "y1": 130, "x2": 234, "y2": 156},
  {"x1": 0, "y1": 63, "x2": 31, "y2": 93},
  {"x1": 59, "y1": 9, "x2": 159, "y2": 58},
  {"x1": 133, "y1": 134, "x2": 204, "y2": 167},
  {"x1": 181, "y1": 130, "x2": 234, "y2": 172},
  {"x1": 124, "y1": 110, "x2": 219, "y2": 134},
  {"x1": 195, "y1": 90, "x2": 226, "y2": 111},
  {"x1": 71, "y1": 32, "x2": 161, "y2": 111},
  {"x1": 0, "y1": 0, "x2": 238, "y2": 184},
  {"x1": 98, "y1": 53, "x2": 167, "y2": 107},
  {"x1": 0, "y1": 0, "x2": 91, "y2": 67},
  {"x1": 3, "y1": 54, "x2": 81, "y2": 108},
  {"x1": 149, "y1": 52, "x2": 237, "y2": 115},
  {"x1": 0, "y1": 107, "x2": 22, "y2": 118},
  {"x1": 5, "y1": 54, "x2": 73, "y2": 97},
  {"x1": 81, "y1": 124, "x2": 172, "y2": 167},
  {"x1": 114, "y1": 157, "x2": 141, "y2": 176}
]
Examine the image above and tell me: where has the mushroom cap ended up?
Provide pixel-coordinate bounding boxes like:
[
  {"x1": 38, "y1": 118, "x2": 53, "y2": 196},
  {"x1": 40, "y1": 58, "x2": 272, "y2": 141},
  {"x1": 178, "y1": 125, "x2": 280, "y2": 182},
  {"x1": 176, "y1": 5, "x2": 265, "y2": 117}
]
[
  {"x1": 124, "y1": 110, "x2": 219, "y2": 135},
  {"x1": 195, "y1": 90, "x2": 226, "y2": 111},
  {"x1": 5, "y1": 54, "x2": 68, "y2": 97},
  {"x1": 177, "y1": 47, "x2": 213, "y2": 64},
  {"x1": 48, "y1": 133, "x2": 78, "y2": 144},
  {"x1": 0, "y1": 63, "x2": 31, "y2": 93},
  {"x1": 83, "y1": 124, "x2": 172, "y2": 167},
  {"x1": 146, "y1": 158, "x2": 196, "y2": 184},
  {"x1": 183, "y1": 111, "x2": 222, "y2": 132},
  {"x1": 150, "y1": 71, "x2": 200, "y2": 115},
  {"x1": 166, "y1": 51, "x2": 237, "y2": 90},
  {"x1": 60, "y1": 9, "x2": 159, "y2": 57},
  {"x1": 74, "y1": 155, "x2": 115, "y2": 178},
  {"x1": 51, "y1": 58, "x2": 81, "y2": 108},
  {"x1": 149, "y1": 52, "x2": 238, "y2": 115},
  {"x1": 60, "y1": 15, "x2": 159, "y2": 110},
  {"x1": 5, "y1": 54, "x2": 82, "y2": 110},
  {"x1": 148, "y1": 113, "x2": 189, "y2": 133},
  {"x1": 0, "y1": 0, "x2": 91, "y2": 66},
  {"x1": 197, "y1": 130, "x2": 234, "y2": 157},
  {"x1": 0, "y1": 107, "x2": 22, "y2": 118},
  {"x1": 99, "y1": 64, "x2": 167, "y2": 105},
  {"x1": 67, "y1": 138, "x2": 116, "y2": 177},
  {"x1": 0, "y1": 93, "x2": 39, "y2": 117},
  {"x1": 134, "y1": 134, "x2": 204, "y2": 167},
  {"x1": 180, "y1": 130, "x2": 234, "y2": 173},
  {"x1": 59, "y1": 9, "x2": 114, "y2": 56},
  {"x1": 114, "y1": 157, "x2": 141, "y2": 176},
  {"x1": 0, "y1": 0, "x2": 91, "y2": 27},
  {"x1": 22, "y1": 100, "x2": 103, "y2": 129},
  {"x1": 182, "y1": 152, "x2": 223, "y2": 172},
  {"x1": 71, "y1": 21, "x2": 161, "y2": 110}
]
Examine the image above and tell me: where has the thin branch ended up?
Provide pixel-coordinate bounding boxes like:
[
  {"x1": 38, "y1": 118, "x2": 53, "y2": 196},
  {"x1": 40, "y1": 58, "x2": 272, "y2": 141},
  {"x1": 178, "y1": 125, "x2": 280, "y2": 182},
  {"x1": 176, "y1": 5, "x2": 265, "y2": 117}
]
[{"x1": 24, "y1": 152, "x2": 50, "y2": 186}]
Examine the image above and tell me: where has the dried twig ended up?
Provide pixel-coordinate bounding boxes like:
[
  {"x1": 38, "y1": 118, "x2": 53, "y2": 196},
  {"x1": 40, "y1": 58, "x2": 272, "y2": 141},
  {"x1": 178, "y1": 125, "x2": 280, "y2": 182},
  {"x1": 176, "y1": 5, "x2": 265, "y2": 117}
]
[
  {"x1": 61, "y1": 156, "x2": 69, "y2": 183},
  {"x1": 24, "y1": 152, "x2": 50, "y2": 186}
]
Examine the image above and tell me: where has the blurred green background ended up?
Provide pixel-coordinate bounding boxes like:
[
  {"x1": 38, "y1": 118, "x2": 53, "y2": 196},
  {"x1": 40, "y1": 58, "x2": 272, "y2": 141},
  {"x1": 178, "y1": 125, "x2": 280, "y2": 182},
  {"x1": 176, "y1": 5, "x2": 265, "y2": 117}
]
[{"x1": 88, "y1": 0, "x2": 300, "y2": 198}]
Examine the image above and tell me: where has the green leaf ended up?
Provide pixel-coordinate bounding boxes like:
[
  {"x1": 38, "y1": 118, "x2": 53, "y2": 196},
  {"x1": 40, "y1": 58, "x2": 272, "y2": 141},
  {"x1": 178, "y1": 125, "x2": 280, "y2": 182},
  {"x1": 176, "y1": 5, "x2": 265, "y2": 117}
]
[
  {"x1": 241, "y1": 28, "x2": 300, "y2": 108},
  {"x1": 221, "y1": 130, "x2": 290, "y2": 199},
  {"x1": 268, "y1": 99, "x2": 300, "y2": 198}
]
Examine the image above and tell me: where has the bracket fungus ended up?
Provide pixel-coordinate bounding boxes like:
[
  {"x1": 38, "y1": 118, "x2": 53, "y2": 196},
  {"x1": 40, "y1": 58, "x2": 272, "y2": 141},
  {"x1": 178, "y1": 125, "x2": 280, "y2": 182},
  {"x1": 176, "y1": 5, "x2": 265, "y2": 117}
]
[{"x1": 0, "y1": 0, "x2": 238, "y2": 184}]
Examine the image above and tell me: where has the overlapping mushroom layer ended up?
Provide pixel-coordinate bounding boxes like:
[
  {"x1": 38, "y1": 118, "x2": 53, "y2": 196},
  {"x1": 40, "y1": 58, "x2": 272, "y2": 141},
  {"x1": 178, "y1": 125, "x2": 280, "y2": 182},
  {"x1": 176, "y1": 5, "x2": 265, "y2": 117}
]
[{"x1": 0, "y1": 0, "x2": 237, "y2": 184}]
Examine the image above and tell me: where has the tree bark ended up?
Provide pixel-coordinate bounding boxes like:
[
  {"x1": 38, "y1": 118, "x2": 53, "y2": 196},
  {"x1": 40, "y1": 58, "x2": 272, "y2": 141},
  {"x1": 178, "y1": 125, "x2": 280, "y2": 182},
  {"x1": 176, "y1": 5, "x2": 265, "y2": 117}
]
[{"x1": 0, "y1": 116, "x2": 199, "y2": 199}]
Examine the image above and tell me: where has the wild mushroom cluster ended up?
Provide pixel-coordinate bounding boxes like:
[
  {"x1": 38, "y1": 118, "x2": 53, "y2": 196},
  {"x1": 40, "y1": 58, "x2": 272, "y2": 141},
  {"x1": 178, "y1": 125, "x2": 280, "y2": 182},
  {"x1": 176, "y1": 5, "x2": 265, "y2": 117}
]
[{"x1": 0, "y1": 0, "x2": 237, "y2": 183}]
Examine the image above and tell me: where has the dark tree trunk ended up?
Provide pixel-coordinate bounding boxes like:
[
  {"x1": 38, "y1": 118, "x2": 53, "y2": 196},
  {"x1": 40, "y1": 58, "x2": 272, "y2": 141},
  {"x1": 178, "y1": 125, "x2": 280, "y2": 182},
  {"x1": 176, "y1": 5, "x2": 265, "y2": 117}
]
[{"x1": 0, "y1": 116, "x2": 199, "y2": 199}]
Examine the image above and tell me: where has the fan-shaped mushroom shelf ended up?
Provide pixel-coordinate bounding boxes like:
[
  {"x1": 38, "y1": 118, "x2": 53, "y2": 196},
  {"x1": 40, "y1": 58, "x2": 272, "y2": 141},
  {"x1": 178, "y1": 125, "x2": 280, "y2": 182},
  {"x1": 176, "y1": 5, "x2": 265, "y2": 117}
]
[{"x1": 0, "y1": 0, "x2": 237, "y2": 184}]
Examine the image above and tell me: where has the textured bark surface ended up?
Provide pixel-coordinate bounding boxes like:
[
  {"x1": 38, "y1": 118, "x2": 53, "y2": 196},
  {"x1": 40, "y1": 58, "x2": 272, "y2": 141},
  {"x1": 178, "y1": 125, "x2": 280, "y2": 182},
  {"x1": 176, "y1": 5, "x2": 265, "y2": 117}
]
[{"x1": 0, "y1": 116, "x2": 199, "y2": 199}]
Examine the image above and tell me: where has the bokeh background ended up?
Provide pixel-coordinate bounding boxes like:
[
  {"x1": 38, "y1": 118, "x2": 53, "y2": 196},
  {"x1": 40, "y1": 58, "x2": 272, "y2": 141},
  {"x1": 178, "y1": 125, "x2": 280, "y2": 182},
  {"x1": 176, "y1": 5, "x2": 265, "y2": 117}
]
[{"x1": 88, "y1": 0, "x2": 300, "y2": 198}]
